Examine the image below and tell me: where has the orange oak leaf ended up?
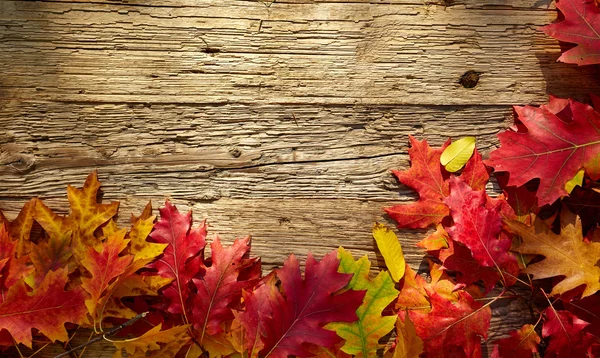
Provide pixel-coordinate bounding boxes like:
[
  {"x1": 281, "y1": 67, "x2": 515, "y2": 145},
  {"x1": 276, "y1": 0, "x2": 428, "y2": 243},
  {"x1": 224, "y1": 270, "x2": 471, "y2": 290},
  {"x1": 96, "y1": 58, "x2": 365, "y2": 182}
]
[
  {"x1": 81, "y1": 229, "x2": 133, "y2": 325},
  {"x1": 409, "y1": 289, "x2": 491, "y2": 358},
  {"x1": 0, "y1": 268, "x2": 86, "y2": 348},
  {"x1": 486, "y1": 97, "x2": 600, "y2": 206},
  {"x1": 543, "y1": 309, "x2": 600, "y2": 357},
  {"x1": 506, "y1": 208, "x2": 600, "y2": 298},
  {"x1": 239, "y1": 251, "x2": 365, "y2": 358},
  {"x1": 0, "y1": 224, "x2": 33, "y2": 303},
  {"x1": 542, "y1": 0, "x2": 600, "y2": 65},
  {"x1": 490, "y1": 324, "x2": 540, "y2": 358},
  {"x1": 3, "y1": 199, "x2": 36, "y2": 258},
  {"x1": 190, "y1": 237, "x2": 260, "y2": 341},
  {"x1": 386, "y1": 312, "x2": 423, "y2": 358},
  {"x1": 385, "y1": 136, "x2": 488, "y2": 229},
  {"x1": 149, "y1": 201, "x2": 207, "y2": 317},
  {"x1": 112, "y1": 323, "x2": 191, "y2": 357},
  {"x1": 444, "y1": 178, "x2": 518, "y2": 287},
  {"x1": 27, "y1": 232, "x2": 73, "y2": 287}
]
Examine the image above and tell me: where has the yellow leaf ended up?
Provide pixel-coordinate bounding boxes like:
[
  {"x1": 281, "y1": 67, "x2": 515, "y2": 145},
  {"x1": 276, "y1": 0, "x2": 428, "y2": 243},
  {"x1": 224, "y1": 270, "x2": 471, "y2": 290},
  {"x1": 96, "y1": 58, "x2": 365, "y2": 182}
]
[
  {"x1": 565, "y1": 168, "x2": 585, "y2": 193},
  {"x1": 440, "y1": 136, "x2": 476, "y2": 172},
  {"x1": 128, "y1": 215, "x2": 167, "y2": 261},
  {"x1": 372, "y1": 223, "x2": 405, "y2": 282}
]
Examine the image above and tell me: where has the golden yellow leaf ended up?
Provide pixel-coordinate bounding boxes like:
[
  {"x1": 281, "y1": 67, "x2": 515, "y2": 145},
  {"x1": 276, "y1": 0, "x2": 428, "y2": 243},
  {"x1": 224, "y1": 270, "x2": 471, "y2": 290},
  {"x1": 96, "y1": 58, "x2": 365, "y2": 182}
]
[
  {"x1": 440, "y1": 136, "x2": 476, "y2": 172},
  {"x1": 372, "y1": 223, "x2": 405, "y2": 282}
]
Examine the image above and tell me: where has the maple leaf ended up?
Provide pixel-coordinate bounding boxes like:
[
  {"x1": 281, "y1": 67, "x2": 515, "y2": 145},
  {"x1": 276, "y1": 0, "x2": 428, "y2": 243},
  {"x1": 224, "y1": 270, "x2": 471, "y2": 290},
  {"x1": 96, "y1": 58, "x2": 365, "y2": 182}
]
[
  {"x1": 385, "y1": 136, "x2": 488, "y2": 229},
  {"x1": 444, "y1": 178, "x2": 519, "y2": 286},
  {"x1": 409, "y1": 289, "x2": 491, "y2": 358},
  {"x1": 490, "y1": 324, "x2": 540, "y2": 358},
  {"x1": 240, "y1": 251, "x2": 365, "y2": 358},
  {"x1": 149, "y1": 201, "x2": 207, "y2": 317},
  {"x1": 384, "y1": 312, "x2": 423, "y2": 358},
  {"x1": 486, "y1": 97, "x2": 600, "y2": 206},
  {"x1": 81, "y1": 229, "x2": 134, "y2": 326},
  {"x1": 0, "y1": 268, "x2": 87, "y2": 348},
  {"x1": 543, "y1": 309, "x2": 600, "y2": 357},
  {"x1": 190, "y1": 236, "x2": 260, "y2": 340},
  {"x1": 112, "y1": 323, "x2": 191, "y2": 357},
  {"x1": 326, "y1": 247, "x2": 398, "y2": 357},
  {"x1": 542, "y1": 0, "x2": 600, "y2": 65},
  {"x1": 506, "y1": 208, "x2": 600, "y2": 298}
]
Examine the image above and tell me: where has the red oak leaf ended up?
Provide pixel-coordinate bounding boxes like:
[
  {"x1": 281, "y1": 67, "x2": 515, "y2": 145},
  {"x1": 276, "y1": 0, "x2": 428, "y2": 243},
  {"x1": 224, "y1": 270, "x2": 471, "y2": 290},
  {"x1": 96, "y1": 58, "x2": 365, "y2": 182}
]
[
  {"x1": 0, "y1": 268, "x2": 87, "y2": 348},
  {"x1": 444, "y1": 178, "x2": 519, "y2": 287},
  {"x1": 241, "y1": 251, "x2": 365, "y2": 358},
  {"x1": 542, "y1": 0, "x2": 600, "y2": 65},
  {"x1": 191, "y1": 236, "x2": 260, "y2": 340},
  {"x1": 409, "y1": 289, "x2": 491, "y2": 358},
  {"x1": 150, "y1": 201, "x2": 207, "y2": 316},
  {"x1": 0, "y1": 225, "x2": 32, "y2": 303},
  {"x1": 486, "y1": 97, "x2": 600, "y2": 206},
  {"x1": 543, "y1": 309, "x2": 600, "y2": 357},
  {"x1": 490, "y1": 324, "x2": 540, "y2": 358},
  {"x1": 385, "y1": 136, "x2": 488, "y2": 229}
]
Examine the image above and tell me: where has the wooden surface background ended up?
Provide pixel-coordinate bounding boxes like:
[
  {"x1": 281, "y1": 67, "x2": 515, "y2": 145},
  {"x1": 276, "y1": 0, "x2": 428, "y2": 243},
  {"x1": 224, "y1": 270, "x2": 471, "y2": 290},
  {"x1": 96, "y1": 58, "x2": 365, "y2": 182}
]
[{"x1": 1, "y1": 0, "x2": 599, "y2": 356}]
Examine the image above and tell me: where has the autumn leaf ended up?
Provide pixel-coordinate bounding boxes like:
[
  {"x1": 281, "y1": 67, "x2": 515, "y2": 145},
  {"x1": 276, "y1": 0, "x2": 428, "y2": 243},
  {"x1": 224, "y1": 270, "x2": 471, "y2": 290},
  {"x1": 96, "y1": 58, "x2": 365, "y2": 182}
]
[
  {"x1": 372, "y1": 223, "x2": 405, "y2": 282},
  {"x1": 326, "y1": 247, "x2": 398, "y2": 357},
  {"x1": 112, "y1": 323, "x2": 191, "y2": 357},
  {"x1": 190, "y1": 237, "x2": 260, "y2": 341},
  {"x1": 241, "y1": 251, "x2": 365, "y2": 358},
  {"x1": 440, "y1": 136, "x2": 476, "y2": 173},
  {"x1": 490, "y1": 324, "x2": 540, "y2": 358},
  {"x1": 149, "y1": 201, "x2": 207, "y2": 317},
  {"x1": 81, "y1": 229, "x2": 134, "y2": 326},
  {"x1": 542, "y1": 0, "x2": 600, "y2": 65},
  {"x1": 409, "y1": 289, "x2": 491, "y2": 358},
  {"x1": 385, "y1": 136, "x2": 488, "y2": 229},
  {"x1": 0, "y1": 224, "x2": 33, "y2": 302},
  {"x1": 3, "y1": 199, "x2": 36, "y2": 258},
  {"x1": 27, "y1": 231, "x2": 73, "y2": 287},
  {"x1": 486, "y1": 97, "x2": 600, "y2": 206},
  {"x1": 543, "y1": 309, "x2": 600, "y2": 357},
  {"x1": 506, "y1": 208, "x2": 600, "y2": 298},
  {"x1": 444, "y1": 177, "x2": 518, "y2": 286},
  {"x1": 385, "y1": 312, "x2": 423, "y2": 358},
  {"x1": 0, "y1": 268, "x2": 87, "y2": 348}
]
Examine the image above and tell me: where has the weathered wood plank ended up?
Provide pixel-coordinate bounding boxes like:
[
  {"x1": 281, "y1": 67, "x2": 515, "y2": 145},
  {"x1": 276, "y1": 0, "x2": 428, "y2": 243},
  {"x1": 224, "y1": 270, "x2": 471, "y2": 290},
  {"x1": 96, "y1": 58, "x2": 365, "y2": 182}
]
[{"x1": 1, "y1": 1, "x2": 598, "y2": 105}]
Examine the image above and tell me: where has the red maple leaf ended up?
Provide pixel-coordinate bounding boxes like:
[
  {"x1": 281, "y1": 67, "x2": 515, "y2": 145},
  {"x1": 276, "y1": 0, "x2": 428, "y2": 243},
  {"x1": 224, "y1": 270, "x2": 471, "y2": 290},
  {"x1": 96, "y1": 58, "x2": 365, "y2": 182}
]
[
  {"x1": 149, "y1": 201, "x2": 207, "y2": 317},
  {"x1": 486, "y1": 97, "x2": 600, "y2": 206},
  {"x1": 385, "y1": 136, "x2": 488, "y2": 229},
  {"x1": 543, "y1": 309, "x2": 600, "y2": 357},
  {"x1": 409, "y1": 289, "x2": 491, "y2": 358},
  {"x1": 542, "y1": 0, "x2": 600, "y2": 65},
  {"x1": 0, "y1": 268, "x2": 87, "y2": 348},
  {"x1": 443, "y1": 178, "x2": 518, "y2": 287},
  {"x1": 490, "y1": 324, "x2": 540, "y2": 358},
  {"x1": 240, "y1": 251, "x2": 365, "y2": 358}
]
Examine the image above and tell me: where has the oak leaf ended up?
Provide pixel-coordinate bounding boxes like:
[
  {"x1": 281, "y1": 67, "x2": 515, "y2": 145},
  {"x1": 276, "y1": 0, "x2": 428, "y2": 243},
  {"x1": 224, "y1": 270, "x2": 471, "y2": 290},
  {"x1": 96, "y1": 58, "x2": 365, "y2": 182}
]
[
  {"x1": 112, "y1": 323, "x2": 191, "y2": 357},
  {"x1": 506, "y1": 208, "x2": 600, "y2": 297},
  {"x1": 0, "y1": 268, "x2": 87, "y2": 348},
  {"x1": 542, "y1": 0, "x2": 600, "y2": 65},
  {"x1": 385, "y1": 312, "x2": 423, "y2": 358},
  {"x1": 326, "y1": 248, "x2": 398, "y2": 357},
  {"x1": 487, "y1": 98, "x2": 600, "y2": 206},
  {"x1": 240, "y1": 251, "x2": 365, "y2": 358},
  {"x1": 149, "y1": 201, "x2": 207, "y2": 316}
]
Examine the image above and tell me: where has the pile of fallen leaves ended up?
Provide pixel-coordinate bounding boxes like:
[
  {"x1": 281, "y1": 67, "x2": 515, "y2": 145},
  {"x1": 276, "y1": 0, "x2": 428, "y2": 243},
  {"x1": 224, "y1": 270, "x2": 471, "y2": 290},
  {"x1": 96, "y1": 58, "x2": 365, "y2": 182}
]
[{"x1": 1, "y1": 1, "x2": 600, "y2": 357}]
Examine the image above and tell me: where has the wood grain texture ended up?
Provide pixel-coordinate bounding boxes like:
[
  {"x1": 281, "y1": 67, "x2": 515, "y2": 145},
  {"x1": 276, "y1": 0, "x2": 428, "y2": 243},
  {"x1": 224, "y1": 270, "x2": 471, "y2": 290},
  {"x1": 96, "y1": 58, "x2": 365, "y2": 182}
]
[{"x1": 0, "y1": 0, "x2": 591, "y2": 356}]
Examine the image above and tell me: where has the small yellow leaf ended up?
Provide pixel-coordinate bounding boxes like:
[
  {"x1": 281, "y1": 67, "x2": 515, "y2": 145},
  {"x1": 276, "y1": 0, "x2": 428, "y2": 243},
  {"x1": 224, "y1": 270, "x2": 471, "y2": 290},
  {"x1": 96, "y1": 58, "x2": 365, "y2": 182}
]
[
  {"x1": 372, "y1": 223, "x2": 405, "y2": 282},
  {"x1": 565, "y1": 168, "x2": 585, "y2": 194},
  {"x1": 440, "y1": 137, "x2": 476, "y2": 172}
]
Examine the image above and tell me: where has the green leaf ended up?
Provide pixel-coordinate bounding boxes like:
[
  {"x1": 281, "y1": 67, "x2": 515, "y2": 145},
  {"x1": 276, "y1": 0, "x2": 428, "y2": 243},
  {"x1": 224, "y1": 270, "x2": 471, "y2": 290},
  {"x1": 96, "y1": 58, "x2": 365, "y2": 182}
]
[
  {"x1": 326, "y1": 248, "x2": 399, "y2": 358},
  {"x1": 565, "y1": 168, "x2": 585, "y2": 194},
  {"x1": 440, "y1": 137, "x2": 476, "y2": 172},
  {"x1": 372, "y1": 223, "x2": 405, "y2": 282}
]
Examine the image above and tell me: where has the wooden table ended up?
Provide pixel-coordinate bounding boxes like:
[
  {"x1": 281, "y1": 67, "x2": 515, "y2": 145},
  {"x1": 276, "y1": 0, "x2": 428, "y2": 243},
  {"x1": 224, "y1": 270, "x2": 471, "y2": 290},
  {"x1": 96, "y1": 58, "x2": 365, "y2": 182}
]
[{"x1": 1, "y1": 0, "x2": 598, "y2": 356}]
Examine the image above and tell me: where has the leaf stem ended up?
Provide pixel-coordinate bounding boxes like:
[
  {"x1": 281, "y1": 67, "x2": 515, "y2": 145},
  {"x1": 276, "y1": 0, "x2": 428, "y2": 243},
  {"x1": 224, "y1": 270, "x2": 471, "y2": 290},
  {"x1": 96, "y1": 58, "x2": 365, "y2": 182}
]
[{"x1": 53, "y1": 312, "x2": 148, "y2": 358}]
